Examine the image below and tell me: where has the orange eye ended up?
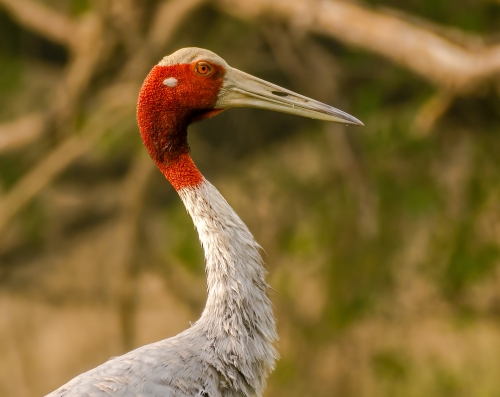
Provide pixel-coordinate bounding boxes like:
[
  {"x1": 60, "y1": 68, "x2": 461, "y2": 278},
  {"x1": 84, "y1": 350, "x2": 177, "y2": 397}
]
[{"x1": 195, "y1": 62, "x2": 213, "y2": 76}]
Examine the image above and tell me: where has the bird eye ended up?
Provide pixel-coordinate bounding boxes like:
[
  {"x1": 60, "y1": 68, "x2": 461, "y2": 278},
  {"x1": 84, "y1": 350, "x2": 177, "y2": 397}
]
[{"x1": 195, "y1": 62, "x2": 213, "y2": 76}]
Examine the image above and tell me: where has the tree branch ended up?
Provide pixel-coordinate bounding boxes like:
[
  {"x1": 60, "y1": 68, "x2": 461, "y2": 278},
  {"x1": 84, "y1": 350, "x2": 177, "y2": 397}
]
[
  {"x1": 149, "y1": 0, "x2": 207, "y2": 53},
  {"x1": 216, "y1": 0, "x2": 500, "y2": 92},
  {"x1": 0, "y1": 101, "x2": 130, "y2": 235},
  {"x1": 412, "y1": 90, "x2": 453, "y2": 136},
  {"x1": 51, "y1": 13, "x2": 107, "y2": 127},
  {"x1": 121, "y1": 0, "x2": 206, "y2": 80},
  {"x1": 0, "y1": 135, "x2": 90, "y2": 234},
  {"x1": 0, "y1": 0, "x2": 205, "y2": 237},
  {"x1": 0, "y1": 113, "x2": 46, "y2": 153},
  {"x1": 0, "y1": 0, "x2": 75, "y2": 48}
]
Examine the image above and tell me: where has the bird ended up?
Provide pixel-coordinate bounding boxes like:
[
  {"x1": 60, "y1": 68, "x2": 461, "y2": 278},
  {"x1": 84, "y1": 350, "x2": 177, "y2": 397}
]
[{"x1": 45, "y1": 47, "x2": 363, "y2": 397}]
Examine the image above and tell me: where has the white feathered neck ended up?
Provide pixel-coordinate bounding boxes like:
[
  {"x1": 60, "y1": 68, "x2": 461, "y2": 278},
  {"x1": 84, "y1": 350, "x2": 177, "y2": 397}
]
[{"x1": 178, "y1": 179, "x2": 278, "y2": 397}]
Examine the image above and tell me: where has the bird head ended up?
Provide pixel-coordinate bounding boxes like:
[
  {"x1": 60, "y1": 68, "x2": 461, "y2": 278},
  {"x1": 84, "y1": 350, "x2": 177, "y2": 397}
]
[
  {"x1": 137, "y1": 47, "x2": 362, "y2": 190},
  {"x1": 137, "y1": 47, "x2": 363, "y2": 128}
]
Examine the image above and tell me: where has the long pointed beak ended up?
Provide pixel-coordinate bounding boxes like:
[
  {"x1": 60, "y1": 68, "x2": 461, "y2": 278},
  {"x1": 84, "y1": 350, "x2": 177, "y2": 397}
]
[{"x1": 215, "y1": 67, "x2": 363, "y2": 126}]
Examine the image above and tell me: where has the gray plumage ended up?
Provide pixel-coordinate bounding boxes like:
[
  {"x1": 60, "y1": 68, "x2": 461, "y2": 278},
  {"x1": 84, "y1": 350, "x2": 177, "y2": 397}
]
[
  {"x1": 46, "y1": 181, "x2": 278, "y2": 397},
  {"x1": 45, "y1": 47, "x2": 361, "y2": 397}
]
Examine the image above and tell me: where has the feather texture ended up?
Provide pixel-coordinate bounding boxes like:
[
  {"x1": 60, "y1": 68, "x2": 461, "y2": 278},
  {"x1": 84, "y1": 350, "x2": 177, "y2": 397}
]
[{"x1": 45, "y1": 179, "x2": 277, "y2": 397}]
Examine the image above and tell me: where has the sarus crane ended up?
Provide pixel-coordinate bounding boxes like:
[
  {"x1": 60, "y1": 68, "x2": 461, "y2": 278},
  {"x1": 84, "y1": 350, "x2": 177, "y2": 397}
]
[{"x1": 46, "y1": 48, "x2": 362, "y2": 397}]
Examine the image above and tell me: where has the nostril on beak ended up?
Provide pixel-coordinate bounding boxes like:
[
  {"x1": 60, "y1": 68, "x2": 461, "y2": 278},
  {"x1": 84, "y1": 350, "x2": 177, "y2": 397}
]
[{"x1": 271, "y1": 90, "x2": 310, "y2": 103}]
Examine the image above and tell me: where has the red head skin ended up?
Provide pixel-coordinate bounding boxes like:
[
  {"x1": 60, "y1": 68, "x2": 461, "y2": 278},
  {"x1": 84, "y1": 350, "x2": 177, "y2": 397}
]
[{"x1": 137, "y1": 62, "x2": 225, "y2": 190}]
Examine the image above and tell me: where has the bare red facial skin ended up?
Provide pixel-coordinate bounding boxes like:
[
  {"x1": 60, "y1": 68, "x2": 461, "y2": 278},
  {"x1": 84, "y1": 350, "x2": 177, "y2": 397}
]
[{"x1": 137, "y1": 62, "x2": 225, "y2": 190}]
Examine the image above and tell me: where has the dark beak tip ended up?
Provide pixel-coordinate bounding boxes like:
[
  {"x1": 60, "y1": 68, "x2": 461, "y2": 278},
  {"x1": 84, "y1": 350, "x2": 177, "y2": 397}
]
[{"x1": 346, "y1": 117, "x2": 364, "y2": 127}]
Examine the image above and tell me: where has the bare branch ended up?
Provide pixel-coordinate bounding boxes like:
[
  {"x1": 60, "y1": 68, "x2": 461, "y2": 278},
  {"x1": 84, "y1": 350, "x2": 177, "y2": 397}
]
[
  {"x1": 149, "y1": 0, "x2": 207, "y2": 53},
  {"x1": 0, "y1": 135, "x2": 90, "y2": 234},
  {"x1": 52, "y1": 13, "x2": 107, "y2": 126},
  {"x1": 122, "y1": 0, "x2": 206, "y2": 80},
  {"x1": 0, "y1": 0, "x2": 203, "y2": 239},
  {"x1": 0, "y1": 102, "x2": 130, "y2": 235},
  {"x1": 0, "y1": 113, "x2": 46, "y2": 154},
  {"x1": 0, "y1": 0, "x2": 202, "y2": 236},
  {"x1": 216, "y1": 0, "x2": 500, "y2": 92},
  {"x1": 65, "y1": 14, "x2": 105, "y2": 98},
  {"x1": 109, "y1": 0, "x2": 143, "y2": 54},
  {"x1": 412, "y1": 91, "x2": 453, "y2": 137},
  {"x1": 0, "y1": 0, "x2": 75, "y2": 48}
]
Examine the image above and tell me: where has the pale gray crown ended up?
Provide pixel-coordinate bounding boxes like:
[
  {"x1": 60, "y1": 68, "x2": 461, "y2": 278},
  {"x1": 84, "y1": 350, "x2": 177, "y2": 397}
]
[{"x1": 158, "y1": 47, "x2": 229, "y2": 69}]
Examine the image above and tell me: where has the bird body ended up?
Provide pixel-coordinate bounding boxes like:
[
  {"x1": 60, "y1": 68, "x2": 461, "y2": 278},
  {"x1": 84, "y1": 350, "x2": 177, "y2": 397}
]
[{"x1": 45, "y1": 48, "x2": 362, "y2": 397}]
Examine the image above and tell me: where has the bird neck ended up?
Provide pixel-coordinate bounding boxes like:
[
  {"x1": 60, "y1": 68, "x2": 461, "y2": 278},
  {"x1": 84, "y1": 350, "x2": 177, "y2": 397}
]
[
  {"x1": 178, "y1": 180, "x2": 278, "y2": 397},
  {"x1": 137, "y1": 76, "x2": 277, "y2": 396},
  {"x1": 136, "y1": 63, "x2": 224, "y2": 190},
  {"x1": 137, "y1": 93, "x2": 204, "y2": 190}
]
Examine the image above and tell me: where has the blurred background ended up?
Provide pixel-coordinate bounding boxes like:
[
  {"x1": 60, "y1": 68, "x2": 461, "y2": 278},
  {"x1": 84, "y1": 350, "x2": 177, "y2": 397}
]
[{"x1": 1, "y1": 0, "x2": 500, "y2": 396}]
